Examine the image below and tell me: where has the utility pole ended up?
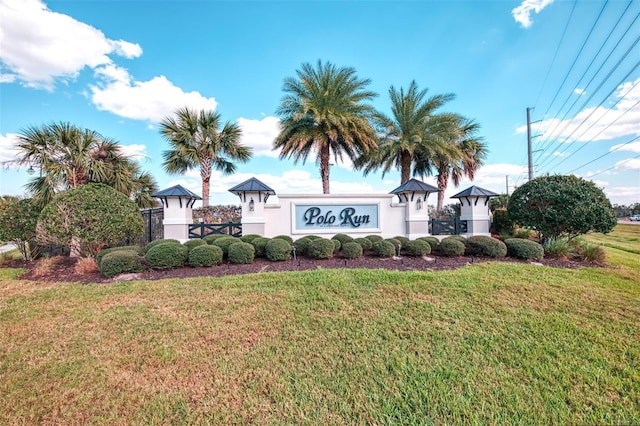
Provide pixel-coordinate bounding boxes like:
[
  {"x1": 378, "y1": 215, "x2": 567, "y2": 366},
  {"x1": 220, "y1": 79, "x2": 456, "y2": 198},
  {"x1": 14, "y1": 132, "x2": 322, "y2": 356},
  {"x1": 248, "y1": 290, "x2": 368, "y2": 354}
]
[
  {"x1": 506, "y1": 175, "x2": 509, "y2": 195},
  {"x1": 527, "y1": 107, "x2": 533, "y2": 181}
]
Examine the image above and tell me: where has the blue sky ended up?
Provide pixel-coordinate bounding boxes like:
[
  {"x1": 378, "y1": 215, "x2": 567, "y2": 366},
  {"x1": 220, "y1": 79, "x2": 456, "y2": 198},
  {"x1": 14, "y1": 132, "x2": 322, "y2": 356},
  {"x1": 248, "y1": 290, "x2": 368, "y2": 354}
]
[{"x1": 1, "y1": 0, "x2": 639, "y2": 207}]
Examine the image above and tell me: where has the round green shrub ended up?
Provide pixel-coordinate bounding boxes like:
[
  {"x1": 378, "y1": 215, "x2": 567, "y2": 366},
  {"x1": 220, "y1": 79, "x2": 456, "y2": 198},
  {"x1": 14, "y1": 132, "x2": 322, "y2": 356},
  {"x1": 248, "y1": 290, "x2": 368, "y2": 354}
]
[
  {"x1": 467, "y1": 236, "x2": 507, "y2": 258},
  {"x1": 332, "y1": 239, "x2": 341, "y2": 252},
  {"x1": 273, "y1": 235, "x2": 294, "y2": 245},
  {"x1": 203, "y1": 234, "x2": 227, "y2": 244},
  {"x1": 306, "y1": 235, "x2": 321, "y2": 240},
  {"x1": 183, "y1": 239, "x2": 207, "y2": 252},
  {"x1": 100, "y1": 250, "x2": 143, "y2": 278},
  {"x1": 341, "y1": 241, "x2": 363, "y2": 259},
  {"x1": 366, "y1": 235, "x2": 383, "y2": 243},
  {"x1": 442, "y1": 235, "x2": 467, "y2": 246},
  {"x1": 240, "y1": 234, "x2": 262, "y2": 243},
  {"x1": 439, "y1": 238, "x2": 466, "y2": 257},
  {"x1": 212, "y1": 236, "x2": 240, "y2": 257},
  {"x1": 146, "y1": 239, "x2": 180, "y2": 253},
  {"x1": 266, "y1": 238, "x2": 292, "y2": 261},
  {"x1": 145, "y1": 242, "x2": 188, "y2": 270},
  {"x1": 332, "y1": 233, "x2": 354, "y2": 245},
  {"x1": 354, "y1": 237, "x2": 373, "y2": 251},
  {"x1": 293, "y1": 236, "x2": 313, "y2": 255},
  {"x1": 228, "y1": 242, "x2": 255, "y2": 264},
  {"x1": 394, "y1": 236, "x2": 410, "y2": 246},
  {"x1": 188, "y1": 244, "x2": 223, "y2": 267},
  {"x1": 96, "y1": 245, "x2": 144, "y2": 265},
  {"x1": 251, "y1": 237, "x2": 270, "y2": 258},
  {"x1": 372, "y1": 240, "x2": 396, "y2": 258},
  {"x1": 505, "y1": 238, "x2": 544, "y2": 261},
  {"x1": 308, "y1": 238, "x2": 335, "y2": 259},
  {"x1": 385, "y1": 238, "x2": 401, "y2": 251},
  {"x1": 404, "y1": 240, "x2": 431, "y2": 256},
  {"x1": 417, "y1": 237, "x2": 439, "y2": 252}
]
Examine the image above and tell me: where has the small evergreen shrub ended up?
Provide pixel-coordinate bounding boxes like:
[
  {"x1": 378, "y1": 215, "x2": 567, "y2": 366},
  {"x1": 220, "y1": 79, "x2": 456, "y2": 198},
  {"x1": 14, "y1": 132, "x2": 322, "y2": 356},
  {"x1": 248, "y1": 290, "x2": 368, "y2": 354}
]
[
  {"x1": 442, "y1": 235, "x2": 467, "y2": 246},
  {"x1": 183, "y1": 239, "x2": 207, "y2": 252},
  {"x1": 341, "y1": 241, "x2": 363, "y2": 259},
  {"x1": 293, "y1": 236, "x2": 313, "y2": 255},
  {"x1": 100, "y1": 250, "x2": 143, "y2": 278},
  {"x1": 492, "y1": 208, "x2": 515, "y2": 235},
  {"x1": 418, "y1": 237, "x2": 439, "y2": 252},
  {"x1": 240, "y1": 234, "x2": 262, "y2": 243},
  {"x1": 372, "y1": 240, "x2": 396, "y2": 258},
  {"x1": 514, "y1": 228, "x2": 534, "y2": 240},
  {"x1": 266, "y1": 238, "x2": 292, "y2": 261},
  {"x1": 404, "y1": 240, "x2": 431, "y2": 256},
  {"x1": 212, "y1": 236, "x2": 240, "y2": 258},
  {"x1": 385, "y1": 238, "x2": 401, "y2": 252},
  {"x1": 354, "y1": 237, "x2": 373, "y2": 251},
  {"x1": 505, "y1": 238, "x2": 544, "y2": 261},
  {"x1": 145, "y1": 242, "x2": 188, "y2": 270},
  {"x1": 273, "y1": 235, "x2": 294, "y2": 245},
  {"x1": 308, "y1": 238, "x2": 335, "y2": 259},
  {"x1": 146, "y1": 239, "x2": 179, "y2": 253},
  {"x1": 203, "y1": 234, "x2": 227, "y2": 244},
  {"x1": 393, "y1": 236, "x2": 410, "y2": 246},
  {"x1": 251, "y1": 237, "x2": 270, "y2": 258},
  {"x1": 306, "y1": 235, "x2": 321, "y2": 240},
  {"x1": 467, "y1": 236, "x2": 507, "y2": 258},
  {"x1": 439, "y1": 238, "x2": 466, "y2": 257},
  {"x1": 228, "y1": 242, "x2": 255, "y2": 264},
  {"x1": 366, "y1": 235, "x2": 383, "y2": 243},
  {"x1": 188, "y1": 244, "x2": 223, "y2": 267},
  {"x1": 96, "y1": 245, "x2": 143, "y2": 265},
  {"x1": 332, "y1": 234, "x2": 354, "y2": 245},
  {"x1": 332, "y1": 239, "x2": 341, "y2": 252}
]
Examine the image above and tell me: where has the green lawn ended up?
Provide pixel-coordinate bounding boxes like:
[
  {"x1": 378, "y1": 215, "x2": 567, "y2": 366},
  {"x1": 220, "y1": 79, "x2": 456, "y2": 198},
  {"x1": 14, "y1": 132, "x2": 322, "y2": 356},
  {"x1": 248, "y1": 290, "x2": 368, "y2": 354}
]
[{"x1": 1, "y1": 226, "x2": 639, "y2": 424}]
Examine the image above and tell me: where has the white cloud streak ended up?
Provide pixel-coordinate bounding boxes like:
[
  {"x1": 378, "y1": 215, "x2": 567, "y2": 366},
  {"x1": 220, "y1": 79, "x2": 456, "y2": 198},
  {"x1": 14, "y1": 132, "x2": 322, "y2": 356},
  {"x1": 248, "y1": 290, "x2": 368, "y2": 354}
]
[
  {"x1": 237, "y1": 116, "x2": 280, "y2": 158},
  {"x1": 0, "y1": 133, "x2": 20, "y2": 165},
  {"x1": 512, "y1": 0, "x2": 554, "y2": 28}
]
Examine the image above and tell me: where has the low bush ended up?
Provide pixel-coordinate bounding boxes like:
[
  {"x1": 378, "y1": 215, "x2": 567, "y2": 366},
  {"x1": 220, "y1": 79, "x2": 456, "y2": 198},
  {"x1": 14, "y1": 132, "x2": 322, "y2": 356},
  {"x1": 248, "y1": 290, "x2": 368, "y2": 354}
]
[
  {"x1": 354, "y1": 237, "x2": 373, "y2": 251},
  {"x1": 145, "y1": 242, "x2": 188, "y2": 270},
  {"x1": 188, "y1": 244, "x2": 223, "y2": 267},
  {"x1": 293, "y1": 236, "x2": 313, "y2": 255},
  {"x1": 96, "y1": 245, "x2": 143, "y2": 265},
  {"x1": 505, "y1": 238, "x2": 544, "y2": 261},
  {"x1": 308, "y1": 238, "x2": 335, "y2": 260},
  {"x1": 239, "y1": 234, "x2": 262, "y2": 243},
  {"x1": 212, "y1": 236, "x2": 240, "y2": 258},
  {"x1": 332, "y1": 234, "x2": 354, "y2": 246},
  {"x1": 228, "y1": 242, "x2": 255, "y2": 264},
  {"x1": 571, "y1": 241, "x2": 607, "y2": 263},
  {"x1": 439, "y1": 238, "x2": 466, "y2": 257},
  {"x1": 492, "y1": 208, "x2": 514, "y2": 235},
  {"x1": 418, "y1": 237, "x2": 439, "y2": 252},
  {"x1": 145, "y1": 239, "x2": 179, "y2": 253},
  {"x1": 393, "y1": 236, "x2": 410, "y2": 246},
  {"x1": 467, "y1": 236, "x2": 507, "y2": 258},
  {"x1": 442, "y1": 235, "x2": 467, "y2": 247},
  {"x1": 266, "y1": 238, "x2": 291, "y2": 261},
  {"x1": 385, "y1": 238, "x2": 401, "y2": 254},
  {"x1": 514, "y1": 228, "x2": 535, "y2": 240},
  {"x1": 100, "y1": 250, "x2": 143, "y2": 278},
  {"x1": 203, "y1": 234, "x2": 227, "y2": 244},
  {"x1": 372, "y1": 240, "x2": 396, "y2": 258},
  {"x1": 251, "y1": 237, "x2": 270, "y2": 258},
  {"x1": 332, "y1": 239, "x2": 341, "y2": 252},
  {"x1": 273, "y1": 235, "x2": 294, "y2": 245},
  {"x1": 404, "y1": 240, "x2": 431, "y2": 256},
  {"x1": 306, "y1": 235, "x2": 321, "y2": 240},
  {"x1": 183, "y1": 239, "x2": 207, "y2": 252},
  {"x1": 366, "y1": 235, "x2": 383, "y2": 243},
  {"x1": 544, "y1": 237, "x2": 570, "y2": 259},
  {"x1": 341, "y1": 241, "x2": 363, "y2": 259},
  {"x1": 75, "y1": 257, "x2": 99, "y2": 274}
]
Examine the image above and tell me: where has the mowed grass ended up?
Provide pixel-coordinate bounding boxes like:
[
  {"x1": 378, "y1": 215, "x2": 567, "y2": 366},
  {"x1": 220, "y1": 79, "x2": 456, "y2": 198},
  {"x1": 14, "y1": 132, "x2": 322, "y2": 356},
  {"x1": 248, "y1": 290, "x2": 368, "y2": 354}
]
[{"x1": 0, "y1": 227, "x2": 639, "y2": 424}]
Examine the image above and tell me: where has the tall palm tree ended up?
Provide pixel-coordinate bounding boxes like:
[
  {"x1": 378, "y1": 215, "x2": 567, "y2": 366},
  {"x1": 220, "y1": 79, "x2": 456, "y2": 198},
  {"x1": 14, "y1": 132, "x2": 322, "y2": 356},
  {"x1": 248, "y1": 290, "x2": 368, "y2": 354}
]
[
  {"x1": 16, "y1": 122, "x2": 155, "y2": 207},
  {"x1": 354, "y1": 80, "x2": 457, "y2": 184},
  {"x1": 274, "y1": 60, "x2": 378, "y2": 194},
  {"x1": 160, "y1": 107, "x2": 252, "y2": 207}
]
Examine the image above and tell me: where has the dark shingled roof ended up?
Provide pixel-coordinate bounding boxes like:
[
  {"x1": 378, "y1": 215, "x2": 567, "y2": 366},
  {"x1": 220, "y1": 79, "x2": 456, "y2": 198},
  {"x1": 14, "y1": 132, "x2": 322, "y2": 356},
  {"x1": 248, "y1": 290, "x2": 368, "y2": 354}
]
[
  {"x1": 389, "y1": 178, "x2": 440, "y2": 194},
  {"x1": 228, "y1": 177, "x2": 276, "y2": 195},
  {"x1": 152, "y1": 185, "x2": 202, "y2": 199},
  {"x1": 451, "y1": 186, "x2": 499, "y2": 198}
]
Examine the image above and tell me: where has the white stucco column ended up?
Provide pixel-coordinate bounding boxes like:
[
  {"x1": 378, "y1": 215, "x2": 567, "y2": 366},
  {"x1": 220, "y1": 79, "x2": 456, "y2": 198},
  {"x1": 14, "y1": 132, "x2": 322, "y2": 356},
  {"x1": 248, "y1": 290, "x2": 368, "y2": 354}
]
[{"x1": 152, "y1": 185, "x2": 202, "y2": 243}]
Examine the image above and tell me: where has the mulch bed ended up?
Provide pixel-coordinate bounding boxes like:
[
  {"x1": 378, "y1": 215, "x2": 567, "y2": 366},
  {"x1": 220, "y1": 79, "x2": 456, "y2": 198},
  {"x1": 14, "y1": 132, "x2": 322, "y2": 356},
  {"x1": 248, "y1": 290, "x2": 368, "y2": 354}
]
[{"x1": 3, "y1": 253, "x2": 599, "y2": 285}]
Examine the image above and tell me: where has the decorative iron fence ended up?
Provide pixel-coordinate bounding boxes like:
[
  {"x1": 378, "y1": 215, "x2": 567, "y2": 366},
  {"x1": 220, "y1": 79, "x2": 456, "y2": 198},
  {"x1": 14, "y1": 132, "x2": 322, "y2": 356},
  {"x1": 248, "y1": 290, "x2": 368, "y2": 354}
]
[
  {"x1": 140, "y1": 207, "x2": 164, "y2": 244},
  {"x1": 429, "y1": 218, "x2": 468, "y2": 235},
  {"x1": 188, "y1": 222, "x2": 242, "y2": 239}
]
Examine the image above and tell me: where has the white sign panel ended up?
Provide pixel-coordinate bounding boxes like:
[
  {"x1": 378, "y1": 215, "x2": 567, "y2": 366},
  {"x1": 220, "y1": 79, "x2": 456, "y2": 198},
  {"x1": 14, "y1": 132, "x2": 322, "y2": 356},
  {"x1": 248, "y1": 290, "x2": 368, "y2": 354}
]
[{"x1": 293, "y1": 204, "x2": 380, "y2": 232}]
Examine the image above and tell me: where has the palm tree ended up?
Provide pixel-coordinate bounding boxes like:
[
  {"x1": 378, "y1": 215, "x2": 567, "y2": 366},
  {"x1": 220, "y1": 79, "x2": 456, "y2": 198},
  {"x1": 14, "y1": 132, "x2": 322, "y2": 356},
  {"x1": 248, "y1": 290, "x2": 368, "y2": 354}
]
[
  {"x1": 160, "y1": 107, "x2": 252, "y2": 207},
  {"x1": 274, "y1": 60, "x2": 378, "y2": 194},
  {"x1": 354, "y1": 80, "x2": 457, "y2": 184},
  {"x1": 16, "y1": 122, "x2": 155, "y2": 208}
]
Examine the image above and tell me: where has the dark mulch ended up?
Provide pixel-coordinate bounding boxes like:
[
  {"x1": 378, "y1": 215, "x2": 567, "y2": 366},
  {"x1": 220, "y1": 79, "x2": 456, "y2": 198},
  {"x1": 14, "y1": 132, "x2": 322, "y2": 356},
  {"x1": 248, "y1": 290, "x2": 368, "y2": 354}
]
[{"x1": 2, "y1": 253, "x2": 599, "y2": 285}]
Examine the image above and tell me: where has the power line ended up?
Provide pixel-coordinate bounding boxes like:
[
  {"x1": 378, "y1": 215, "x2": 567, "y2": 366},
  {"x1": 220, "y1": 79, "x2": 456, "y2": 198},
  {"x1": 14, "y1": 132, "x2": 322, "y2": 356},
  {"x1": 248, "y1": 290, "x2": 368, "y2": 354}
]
[
  {"x1": 584, "y1": 152, "x2": 640, "y2": 179},
  {"x1": 566, "y1": 135, "x2": 640, "y2": 174}
]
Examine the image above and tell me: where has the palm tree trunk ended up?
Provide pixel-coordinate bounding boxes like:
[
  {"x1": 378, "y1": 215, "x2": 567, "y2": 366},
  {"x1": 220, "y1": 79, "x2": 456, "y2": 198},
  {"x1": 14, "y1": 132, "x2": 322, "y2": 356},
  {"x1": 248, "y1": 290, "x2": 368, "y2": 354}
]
[
  {"x1": 437, "y1": 173, "x2": 448, "y2": 212},
  {"x1": 201, "y1": 158, "x2": 212, "y2": 207},
  {"x1": 320, "y1": 143, "x2": 331, "y2": 194},
  {"x1": 400, "y1": 150, "x2": 412, "y2": 184}
]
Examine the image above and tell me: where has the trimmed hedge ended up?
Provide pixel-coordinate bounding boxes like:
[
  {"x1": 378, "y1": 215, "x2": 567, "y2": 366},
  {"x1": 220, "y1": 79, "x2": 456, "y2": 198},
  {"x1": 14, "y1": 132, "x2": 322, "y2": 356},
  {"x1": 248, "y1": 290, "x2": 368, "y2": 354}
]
[
  {"x1": 212, "y1": 236, "x2": 240, "y2": 257},
  {"x1": 394, "y1": 236, "x2": 410, "y2": 246},
  {"x1": 308, "y1": 238, "x2": 335, "y2": 259},
  {"x1": 203, "y1": 234, "x2": 227, "y2": 244},
  {"x1": 188, "y1": 244, "x2": 223, "y2": 267},
  {"x1": 96, "y1": 245, "x2": 143, "y2": 265},
  {"x1": 442, "y1": 235, "x2": 467, "y2": 247},
  {"x1": 266, "y1": 238, "x2": 291, "y2": 261},
  {"x1": 385, "y1": 238, "x2": 401, "y2": 252},
  {"x1": 239, "y1": 234, "x2": 262, "y2": 243},
  {"x1": 146, "y1": 239, "x2": 179, "y2": 253},
  {"x1": 365, "y1": 235, "x2": 383, "y2": 243},
  {"x1": 332, "y1": 234, "x2": 354, "y2": 245},
  {"x1": 505, "y1": 238, "x2": 544, "y2": 261},
  {"x1": 417, "y1": 237, "x2": 439, "y2": 252},
  {"x1": 293, "y1": 236, "x2": 313, "y2": 255},
  {"x1": 354, "y1": 237, "x2": 373, "y2": 251},
  {"x1": 251, "y1": 237, "x2": 270, "y2": 258},
  {"x1": 228, "y1": 242, "x2": 255, "y2": 264},
  {"x1": 467, "y1": 236, "x2": 507, "y2": 258},
  {"x1": 145, "y1": 242, "x2": 188, "y2": 270},
  {"x1": 273, "y1": 235, "x2": 294, "y2": 245},
  {"x1": 372, "y1": 240, "x2": 396, "y2": 258},
  {"x1": 404, "y1": 240, "x2": 431, "y2": 256},
  {"x1": 332, "y1": 239, "x2": 341, "y2": 252},
  {"x1": 341, "y1": 241, "x2": 363, "y2": 259},
  {"x1": 439, "y1": 238, "x2": 466, "y2": 257},
  {"x1": 183, "y1": 239, "x2": 207, "y2": 252},
  {"x1": 100, "y1": 250, "x2": 143, "y2": 278}
]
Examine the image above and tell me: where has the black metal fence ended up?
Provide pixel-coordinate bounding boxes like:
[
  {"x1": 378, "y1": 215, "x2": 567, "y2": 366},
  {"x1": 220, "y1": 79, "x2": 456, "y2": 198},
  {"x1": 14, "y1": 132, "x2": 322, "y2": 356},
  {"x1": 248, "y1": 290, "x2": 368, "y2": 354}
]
[
  {"x1": 429, "y1": 218, "x2": 468, "y2": 235},
  {"x1": 140, "y1": 208, "x2": 164, "y2": 244},
  {"x1": 188, "y1": 222, "x2": 242, "y2": 239}
]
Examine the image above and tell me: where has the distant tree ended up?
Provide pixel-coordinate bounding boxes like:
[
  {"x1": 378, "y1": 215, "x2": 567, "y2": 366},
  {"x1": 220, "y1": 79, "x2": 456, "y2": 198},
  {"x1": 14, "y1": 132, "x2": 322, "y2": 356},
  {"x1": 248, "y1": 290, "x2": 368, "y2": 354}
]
[
  {"x1": 274, "y1": 60, "x2": 378, "y2": 194},
  {"x1": 160, "y1": 107, "x2": 252, "y2": 207},
  {"x1": 507, "y1": 175, "x2": 617, "y2": 243},
  {"x1": 0, "y1": 198, "x2": 41, "y2": 260},
  {"x1": 489, "y1": 194, "x2": 510, "y2": 211}
]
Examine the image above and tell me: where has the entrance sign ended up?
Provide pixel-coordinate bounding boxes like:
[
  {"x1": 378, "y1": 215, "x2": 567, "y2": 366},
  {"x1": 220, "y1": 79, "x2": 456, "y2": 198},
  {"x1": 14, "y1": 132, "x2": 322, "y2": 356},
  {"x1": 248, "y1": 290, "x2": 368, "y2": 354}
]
[{"x1": 293, "y1": 204, "x2": 379, "y2": 232}]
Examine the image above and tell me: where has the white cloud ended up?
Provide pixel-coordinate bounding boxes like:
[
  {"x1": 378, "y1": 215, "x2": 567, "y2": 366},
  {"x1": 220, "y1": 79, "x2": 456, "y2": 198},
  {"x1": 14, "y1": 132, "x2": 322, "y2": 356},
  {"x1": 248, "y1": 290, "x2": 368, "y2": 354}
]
[
  {"x1": 552, "y1": 151, "x2": 568, "y2": 157},
  {"x1": 512, "y1": 0, "x2": 554, "y2": 28},
  {"x1": 119, "y1": 144, "x2": 147, "y2": 160},
  {"x1": 603, "y1": 186, "x2": 640, "y2": 205},
  {"x1": 614, "y1": 158, "x2": 640, "y2": 172},
  {"x1": 0, "y1": 133, "x2": 20, "y2": 165},
  {"x1": 517, "y1": 78, "x2": 640, "y2": 142},
  {"x1": 574, "y1": 88, "x2": 585, "y2": 96},
  {"x1": 0, "y1": 0, "x2": 142, "y2": 90},
  {"x1": 237, "y1": 116, "x2": 280, "y2": 158},
  {"x1": 611, "y1": 141, "x2": 640, "y2": 153},
  {"x1": 89, "y1": 64, "x2": 217, "y2": 122}
]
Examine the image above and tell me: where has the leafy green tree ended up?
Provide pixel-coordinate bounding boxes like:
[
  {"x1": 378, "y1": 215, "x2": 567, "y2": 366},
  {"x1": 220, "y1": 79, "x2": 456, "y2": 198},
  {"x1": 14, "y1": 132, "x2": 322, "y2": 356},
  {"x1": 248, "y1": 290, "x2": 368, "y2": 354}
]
[
  {"x1": 160, "y1": 107, "x2": 252, "y2": 207},
  {"x1": 0, "y1": 198, "x2": 41, "y2": 260},
  {"x1": 15, "y1": 122, "x2": 157, "y2": 208},
  {"x1": 507, "y1": 175, "x2": 617, "y2": 243},
  {"x1": 37, "y1": 183, "x2": 144, "y2": 257},
  {"x1": 274, "y1": 60, "x2": 378, "y2": 194}
]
